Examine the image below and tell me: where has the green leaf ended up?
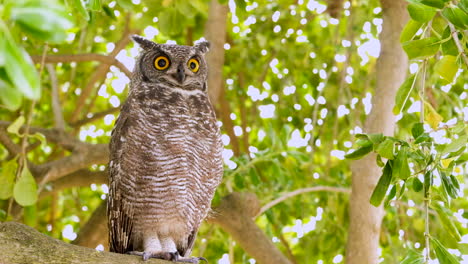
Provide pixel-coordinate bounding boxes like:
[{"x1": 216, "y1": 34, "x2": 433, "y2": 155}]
[
  {"x1": 421, "y1": 0, "x2": 446, "y2": 9},
  {"x1": 442, "y1": 6, "x2": 468, "y2": 29},
  {"x1": 370, "y1": 161, "x2": 393, "y2": 207},
  {"x1": 393, "y1": 75, "x2": 417, "y2": 115},
  {"x1": 401, "y1": 19, "x2": 424, "y2": 43},
  {"x1": 460, "y1": 0, "x2": 468, "y2": 14},
  {"x1": 415, "y1": 134, "x2": 431, "y2": 144},
  {"x1": 376, "y1": 139, "x2": 395, "y2": 160},
  {"x1": 424, "y1": 171, "x2": 433, "y2": 197},
  {"x1": 10, "y1": 4, "x2": 74, "y2": 43},
  {"x1": 393, "y1": 147, "x2": 411, "y2": 180},
  {"x1": 412, "y1": 123, "x2": 424, "y2": 139},
  {"x1": 0, "y1": 77, "x2": 23, "y2": 111},
  {"x1": 441, "y1": 26, "x2": 459, "y2": 56},
  {"x1": 88, "y1": 0, "x2": 101, "y2": 11},
  {"x1": 158, "y1": 9, "x2": 183, "y2": 36},
  {"x1": 412, "y1": 177, "x2": 423, "y2": 192},
  {"x1": 440, "y1": 171, "x2": 458, "y2": 199},
  {"x1": 23, "y1": 205, "x2": 37, "y2": 227},
  {"x1": 117, "y1": 0, "x2": 133, "y2": 9},
  {"x1": 368, "y1": 133, "x2": 384, "y2": 144},
  {"x1": 235, "y1": 0, "x2": 247, "y2": 10},
  {"x1": 0, "y1": 26, "x2": 41, "y2": 100},
  {"x1": 443, "y1": 134, "x2": 468, "y2": 154},
  {"x1": 402, "y1": 37, "x2": 440, "y2": 60},
  {"x1": 432, "y1": 202, "x2": 462, "y2": 241},
  {"x1": 0, "y1": 158, "x2": 17, "y2": 199},
  {"x1": 345, "y1": 144, "x2": 373, "y2": 160},
  {"x1": 13, "y1": 166, "x2": 38, "y2": 206},
  {"x1": 7, "y1": 116, "x2": 25, "y2": 135},
  {"x1": 401, "y1": 249, "x2": 425, "y2": 264},
  {"x1": 431, "y1": 237, "x2": 460, "y2": 264},
  {"x1": 435, "y1": 55, "x2": 459, "y2": 83},
  {"x1": 408, "y1": 2, "x2": 437, "y2": 22},
  {"x1": 67, "y1": 0, "x2": 90, "y2": 21}
]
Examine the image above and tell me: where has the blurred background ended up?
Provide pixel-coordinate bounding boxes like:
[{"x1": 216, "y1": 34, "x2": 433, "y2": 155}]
[{"x1": 0, "y1": 0, "x2": 467, "y2": 263}]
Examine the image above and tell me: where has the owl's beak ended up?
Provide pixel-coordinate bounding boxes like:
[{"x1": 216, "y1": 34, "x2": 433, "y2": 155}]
[{"x1": 173, "y1": 64, "x2": 186, "y2": 84}]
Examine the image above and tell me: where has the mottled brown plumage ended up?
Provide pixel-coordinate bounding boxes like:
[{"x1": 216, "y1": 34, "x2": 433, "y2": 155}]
[{"x1": 107, "y1": 35, "x2": 223, "y2": 262}]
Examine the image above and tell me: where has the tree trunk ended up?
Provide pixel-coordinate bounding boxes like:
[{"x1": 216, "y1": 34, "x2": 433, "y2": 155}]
[
  {"x1": 345, "y1": 1, "x2": 408, "y2": 264},
  {"x1": 204, "y1": 0, "x2": 228, "y2": 105}
]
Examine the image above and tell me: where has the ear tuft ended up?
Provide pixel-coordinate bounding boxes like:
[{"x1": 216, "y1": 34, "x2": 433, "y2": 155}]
[
  {"x1": 131, "y1": 35, "x2": 158, "y2": 50},
  {"x1": 195, "y1": 41, "x2": 210, "y2": 53}
]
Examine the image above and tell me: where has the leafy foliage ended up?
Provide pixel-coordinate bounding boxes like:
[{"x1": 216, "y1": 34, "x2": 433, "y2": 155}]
[{"x1": 0, "y1": 0, "x2": 467, "y2": 263}]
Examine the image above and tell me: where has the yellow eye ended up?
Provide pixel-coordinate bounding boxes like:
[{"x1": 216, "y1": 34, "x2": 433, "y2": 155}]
[
  {"x1": 188, "y1": 58, "x2": 200, "y2": 72},
  {"x1": 154, "y1": 56, "x2": 170, "y2": 70}
]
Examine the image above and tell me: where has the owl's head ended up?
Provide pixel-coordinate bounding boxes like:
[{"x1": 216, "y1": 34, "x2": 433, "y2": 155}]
[{"x1": 131, "y1": 35, "x2": 210, "y2": 91}]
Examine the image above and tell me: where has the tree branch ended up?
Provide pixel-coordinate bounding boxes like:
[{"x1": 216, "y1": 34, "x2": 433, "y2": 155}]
[
  {"x1": 70, "y1": 17, "x2": 136, "y2": 123},
  {"x1": 255, "y1": 186, "x2": 351, "y2": 218},
  {"x1": 208, "y1": 192, "x2": 292, "y2": 264},
  {"x1": 0, "y1": 222, "x2": 170, "y2": 264},
  {"x1": 447, "y1": 22, "x2": 468, "y2": 68},
  {"x1": 46, "y1": 64, "x2": 66, "y2": 130},
  {"x1": 73, "y1": 200, "x2": 108, "y2": 250},
  {"x1": 32, "y1": 54, "x2": 132, "y2": 77},
  {"x1": 40, "y1": 169, "x2": 108, "y2": 199},
  {"x1": 70, "y1": 107, "x2": 120, "y2": 128}
]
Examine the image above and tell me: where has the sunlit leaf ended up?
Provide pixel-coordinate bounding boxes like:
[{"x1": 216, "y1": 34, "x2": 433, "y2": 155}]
[
  {"x1": 394, "y1": 76, "x2": 417, "y2": 115},
  {"x1": 7, "y1": 116, "x2": 25, "y2": 135},
  {"x1": 67, "y1": 0, "x2": 90, "y2": 21},
  {"x1": 431, "y1": 237, "x2": 460, "y2": 264},
  {"x1": 425, "y1": 102, "x2": 443, "y2": 129},
  {"x1": 10, "y1": 3, "x2": 74, "y2": 43},
  {"x1": 376, "y1": 139, "x2": 395, "y2": 160},
  {"x1": 435, "y1": 55, "x2": 458, "y2": 83},
  {"x1": 0, "y1": 158, "x2": 17, "y2": 199},
  {"x1": 432, "y1": 202, "x2": 462, "y2": 242},
  {"x1": 0, "y1": 26, "x2": 40, "y2": 100},
  {"x1": 442, "y1": 6, "x2": 468, "y2": 29},
  {"x1": 442, "y1": 134, "x2": 468, "y2": 154},
  {"x1": 13, "y1": 166, "x2": 38, "y2": 206},
  {"x1": 407, "y1": 2, "x2": 437, "y2": 22},
  {"x1": 402, "y1": 37, "x2": 440, "y2": 60},
  {"x1": 393, "y1": 147, "x2": 410, "y2": 180},
  {"x1": 401, "y1": 249, "x2": 425, "y2": 264},
  {"x1": 370, "y1": 161, "x2": 393, "y2": 207}
]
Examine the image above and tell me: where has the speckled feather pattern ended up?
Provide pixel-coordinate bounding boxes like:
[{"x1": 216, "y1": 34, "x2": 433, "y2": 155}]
[{"x1": 107, "y1": 38, "x2": 223, "y2": 258}]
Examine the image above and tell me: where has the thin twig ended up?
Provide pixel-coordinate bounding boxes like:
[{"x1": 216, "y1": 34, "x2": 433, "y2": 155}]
[
  {"x1": 447, "y1": 22, "x2": 468, "y2": 67},
  {"x1": 46, "y1": 64, "x2": 65, "y2": 130},
  {"x1": 255, "y1": 186, "x2": 350, "y2": 218}
]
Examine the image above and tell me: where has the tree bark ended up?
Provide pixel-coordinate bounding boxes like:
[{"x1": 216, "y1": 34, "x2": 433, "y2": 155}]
[
  {"x1": 204, "y1": 0, "x2": 228, "y2": 105},
  {"x1": 209, "y1": 193, "x2": 292, "y2": 264},
  {"x1": 345, "y1": 1, "x2": 408, "y2": 264},
  {"x1": 0, "y1": 222, "x2": 168, "y2": 264}
]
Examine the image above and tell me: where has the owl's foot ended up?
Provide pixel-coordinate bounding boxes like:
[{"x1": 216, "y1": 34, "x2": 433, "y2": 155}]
[
  {"x1": 127, "y1": 251, "x2": 207, "y2": 263},
  {"x1": 127, "y1": 250, "x2": 176, "y2": 261}
]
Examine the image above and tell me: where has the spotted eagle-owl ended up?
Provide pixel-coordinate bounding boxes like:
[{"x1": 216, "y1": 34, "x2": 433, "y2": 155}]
[{"x1": 107, "y1": 35, "x2": 223, "y2": 262}]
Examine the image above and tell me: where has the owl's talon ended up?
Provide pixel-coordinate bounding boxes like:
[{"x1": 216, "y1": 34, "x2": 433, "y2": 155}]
[{"x1": 173, "y1": 253, "x2": 208, "y2": 263}]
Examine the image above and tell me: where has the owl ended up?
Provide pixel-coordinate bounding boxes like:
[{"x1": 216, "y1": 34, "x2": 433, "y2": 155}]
[{"x1": 107, "y1": 35, "x2": 223, "y2": 263}]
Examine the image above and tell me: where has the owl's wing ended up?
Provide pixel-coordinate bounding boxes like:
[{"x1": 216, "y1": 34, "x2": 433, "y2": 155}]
[{"x1": 108, "y1": 107, "x2": 134, "y2": 253}]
